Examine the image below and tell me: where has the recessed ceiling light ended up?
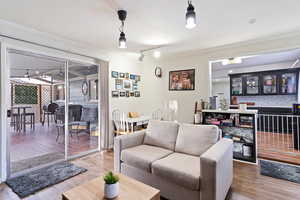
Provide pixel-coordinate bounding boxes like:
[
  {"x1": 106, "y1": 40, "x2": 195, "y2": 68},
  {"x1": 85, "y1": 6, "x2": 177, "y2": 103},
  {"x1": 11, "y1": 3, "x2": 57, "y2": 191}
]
[
  {"x1": 248, "y1": 18, "x2": 256, "y2": 24},
  {"x1": 222, "y1": 57, "x2": 242, "y2": 65},
  {"x1": 153, "y1": 51, "x2": 161, "y2": 58}
]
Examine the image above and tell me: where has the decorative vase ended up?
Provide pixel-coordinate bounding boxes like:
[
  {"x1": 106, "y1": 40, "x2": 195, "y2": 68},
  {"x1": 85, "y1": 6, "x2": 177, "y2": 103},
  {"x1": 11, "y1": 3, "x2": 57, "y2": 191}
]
[{"x1": 104, "y1": 182, "x2": 119, "y2": 199}]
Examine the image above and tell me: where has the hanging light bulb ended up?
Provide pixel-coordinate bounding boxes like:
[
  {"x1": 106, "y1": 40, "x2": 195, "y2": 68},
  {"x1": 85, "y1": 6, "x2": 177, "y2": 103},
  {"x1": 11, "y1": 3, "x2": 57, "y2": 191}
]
[
  {"x1": 117, "y1": 10, "x2": 127, "y2": 49},
  {"x1": 119, "y1": 32, "x2": 127, "y2": 49},
  {"x1": 186, "y1": 1, "x2": 196, "y2": 29}
]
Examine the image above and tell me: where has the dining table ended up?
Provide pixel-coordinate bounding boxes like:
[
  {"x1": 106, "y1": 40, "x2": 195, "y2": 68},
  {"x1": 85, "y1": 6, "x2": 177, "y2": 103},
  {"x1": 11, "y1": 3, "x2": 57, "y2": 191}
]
[
  {"x1": 11, "y1": 106, "x2": 32, "y2": 132},
  {"x1": 124, "y1": 115, "x2": 151, "y2": 133}
]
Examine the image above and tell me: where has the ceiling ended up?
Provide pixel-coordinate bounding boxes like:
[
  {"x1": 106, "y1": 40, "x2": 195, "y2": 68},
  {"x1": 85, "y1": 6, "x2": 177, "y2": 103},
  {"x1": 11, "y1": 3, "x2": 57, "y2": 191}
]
[
  {"x1": 8, "y1": 49, "x2": 98, "y2": 83},
  {"x1": 1, "y1": 0, "x2": 300, "y2": 54},
  {"x1": 212, "y1": 48, "x2": 300, "y2": 71}
]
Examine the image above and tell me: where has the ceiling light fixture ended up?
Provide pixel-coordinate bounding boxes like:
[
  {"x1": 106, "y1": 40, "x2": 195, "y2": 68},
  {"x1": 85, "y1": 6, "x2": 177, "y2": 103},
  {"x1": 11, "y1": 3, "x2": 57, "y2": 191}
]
[
  {"x1": 118, "y1": 10, "x2": 127, "y2": 49},
  {"x1": 222, "y1": 57, "x2": 242, "y2": 65},
  {"x1": 186, "y1": 1, "x2": 196, "y2": 29},
  {"x1": 153, "y1": 51, "x2": 161, "y2": 58}
]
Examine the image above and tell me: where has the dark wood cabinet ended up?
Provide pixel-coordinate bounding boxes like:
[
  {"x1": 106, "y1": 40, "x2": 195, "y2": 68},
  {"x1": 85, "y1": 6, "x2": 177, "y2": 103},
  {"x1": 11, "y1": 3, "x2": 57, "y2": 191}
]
[{"x1": 229, "y1": 68, "x2": 299, "y2": 98}]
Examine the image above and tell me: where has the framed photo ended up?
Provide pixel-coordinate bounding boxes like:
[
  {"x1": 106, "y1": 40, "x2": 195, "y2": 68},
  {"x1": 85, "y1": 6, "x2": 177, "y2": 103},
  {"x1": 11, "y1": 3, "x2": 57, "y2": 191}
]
[
  {"x1": 112, "y1": 91, "x2": 119, "y2": 98},
  {"x1": 125, "y1": 73, "x2": 130, "y2": 79},
  {"x1": 119, "y1": 91, "x2": 126, "y2": 97},
  {"x1": 134, "y1": 91, "x2": 140, "y2": 97},
  {"x1": 169, "y1": 69, "x2": 195, "y2": 91},
  {"x1": 130, "y1": 91, "x2": 135, "y2": 97},
  {"x1": 115, "y1": 79, "x2": 123, "y2": 90},
  {"x1": 111, "y1": 71, "x2": 119, "y2": 78},
  {"x1": 132, "y1": 82, "x2": 138, "y2": 91},
  {"x1": 119, "y1": 73, "x2": 125, "y2": 78},
  {"x1": 135, "y1": 75, "x2": 141, "y2": 81},
  {"x1": 126, "y1": 91, "x2": 130, "y2": 97},
  {"x1": 130, "y1": 74, "x2": 136, "y2": 80},
  {"x1": 123, "y1": 80, "x2": 131, "y2": 90}
]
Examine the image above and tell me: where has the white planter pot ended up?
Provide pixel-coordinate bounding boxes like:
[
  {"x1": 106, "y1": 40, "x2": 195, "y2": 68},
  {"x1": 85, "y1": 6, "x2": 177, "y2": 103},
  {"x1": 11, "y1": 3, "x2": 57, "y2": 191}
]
[{"x1": 104, "y1": 182, "x2": 119, "y2": 199}]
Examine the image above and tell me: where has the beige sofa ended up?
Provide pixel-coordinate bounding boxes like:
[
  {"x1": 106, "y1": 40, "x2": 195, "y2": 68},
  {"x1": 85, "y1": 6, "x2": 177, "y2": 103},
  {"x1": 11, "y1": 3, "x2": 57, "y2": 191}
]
[{"x1": 114, "y1": 120, "x2": 233, "y2": 200}]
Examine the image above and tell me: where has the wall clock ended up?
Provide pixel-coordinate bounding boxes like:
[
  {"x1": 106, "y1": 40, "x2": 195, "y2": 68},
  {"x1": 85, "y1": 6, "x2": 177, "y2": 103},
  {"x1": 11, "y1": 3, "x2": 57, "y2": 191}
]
[
  {"x1": 82, "y1": 80, "x2": 89, "y2": 96},
  {"x1": 155, "y1": 66, "x2": 162, "y2": 78}
]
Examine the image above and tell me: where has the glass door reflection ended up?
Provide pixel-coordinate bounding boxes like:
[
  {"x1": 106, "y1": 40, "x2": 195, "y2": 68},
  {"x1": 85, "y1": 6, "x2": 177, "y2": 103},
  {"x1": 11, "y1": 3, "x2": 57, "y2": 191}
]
[{"x1": 67, "y1": 61, "x2": 99, "y2": 156}]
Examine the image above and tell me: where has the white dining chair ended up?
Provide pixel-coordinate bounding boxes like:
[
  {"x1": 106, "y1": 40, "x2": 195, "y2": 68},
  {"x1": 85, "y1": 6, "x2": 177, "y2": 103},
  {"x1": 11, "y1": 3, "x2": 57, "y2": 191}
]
[
  {"x1": 112, "y1": 109, "x2": 129, "y2": 136},
  {"x1": 152, "y1": 109, "x2": 163, "y2": 120}
]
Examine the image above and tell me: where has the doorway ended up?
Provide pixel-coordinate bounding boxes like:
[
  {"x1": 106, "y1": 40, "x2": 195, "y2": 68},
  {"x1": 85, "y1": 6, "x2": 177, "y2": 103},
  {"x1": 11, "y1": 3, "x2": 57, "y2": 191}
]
[{"x1": 5, "y1": 48, "x2": 101, "y2": 177}]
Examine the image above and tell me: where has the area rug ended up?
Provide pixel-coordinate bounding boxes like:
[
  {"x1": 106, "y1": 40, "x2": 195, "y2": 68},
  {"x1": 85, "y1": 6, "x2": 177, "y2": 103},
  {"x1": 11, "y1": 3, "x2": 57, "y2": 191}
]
[
  {"x1": 260, "y1": 159, "x2": 300, "y2": 184},
  {"x1": 11, "y1": 152, "x2": 65, "y2": 174},
  {"x1": 6, "y1": 161, "x2": 87, "y2": 198}
]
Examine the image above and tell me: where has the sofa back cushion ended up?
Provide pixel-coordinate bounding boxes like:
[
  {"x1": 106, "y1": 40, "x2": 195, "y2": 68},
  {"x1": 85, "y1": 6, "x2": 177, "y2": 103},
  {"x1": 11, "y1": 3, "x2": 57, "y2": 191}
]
[
  {"x1": 143, "y1": 120, "x2": 179, "y2": 151},
  {"x1": 175, "y1": 124, "x2": 219, "y2": 156}
]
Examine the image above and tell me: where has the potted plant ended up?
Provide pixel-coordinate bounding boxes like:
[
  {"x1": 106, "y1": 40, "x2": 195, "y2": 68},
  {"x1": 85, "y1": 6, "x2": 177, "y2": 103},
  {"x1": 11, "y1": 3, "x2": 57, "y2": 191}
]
[{"x1": 104, "y1": 171, "x2": 120, "y2": 199}]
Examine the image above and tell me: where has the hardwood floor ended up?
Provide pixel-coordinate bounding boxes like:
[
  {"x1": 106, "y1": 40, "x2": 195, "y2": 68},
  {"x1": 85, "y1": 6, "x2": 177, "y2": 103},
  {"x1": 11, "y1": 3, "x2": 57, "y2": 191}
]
[
  {"x1": 10, "y1": 123, "x2": 98, "y2": 174},
  {"x1": 1, "y1": 151, "x2": 300, "y2": 200},
  {"x1": 257, "y1": 131, "x2": 300, "y2": 165}
]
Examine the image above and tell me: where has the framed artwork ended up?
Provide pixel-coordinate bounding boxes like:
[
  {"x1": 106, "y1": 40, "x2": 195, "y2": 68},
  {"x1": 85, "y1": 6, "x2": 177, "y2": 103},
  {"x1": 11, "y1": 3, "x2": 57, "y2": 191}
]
[
  {"x1": 132, "y1": 82, "x2": 138, "y2": 91},
  {"x1": 123, "y1": 80, "x2": 131, "y2": 90},
  {"x1": 115, "y1": 79, "x2": 123, "y2": 90},
  {"x1": 135, "y1": 75, "x2": 141, "y2": 81},
  {"x1": 125, "y1": 73, "x2": 130, "y2": 79},
  {"x1": 112, "y1": 91, "x2": 119, "y2": 98},
  {"x1": 134, "y1": 91, "x2": 140, "y2": 97},
  {"x1": 130, "y1": 74, "x2": 136, "y2": 80},
  {"x1": 130, "y1": 91, "x2": 135, "y2": 97},
  {"x1": 169, "y1": 69, "x2": 195, "y2": 91},
  {"x1": 119, "y1": 73, "x2": 125, "y2": 78},
  {"x1": 111, "y1": 71, "x2": 119, "y2": 78},
  {"x1": 119, "y1": 91, "x2": 126, "y2": 97},
  {"x1": 126, "y1": 91, "x2": 130, "y2": 97}
]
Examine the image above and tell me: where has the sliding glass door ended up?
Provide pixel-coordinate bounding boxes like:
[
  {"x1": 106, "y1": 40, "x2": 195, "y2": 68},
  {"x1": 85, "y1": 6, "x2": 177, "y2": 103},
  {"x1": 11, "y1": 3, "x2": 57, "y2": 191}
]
[
  {"x1": 5, "y1": 48, "x2": 101, "y2": 177},
  {"x1": 67, "y1": 61, "x2": 100, "y2": 157}
]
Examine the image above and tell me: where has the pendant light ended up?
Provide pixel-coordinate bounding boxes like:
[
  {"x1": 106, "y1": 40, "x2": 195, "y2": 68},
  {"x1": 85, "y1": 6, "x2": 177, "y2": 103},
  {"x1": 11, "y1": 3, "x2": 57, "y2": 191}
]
[
  {"x1": 118, "y1": 10, "x2": 127, "y2": 48},
  {"x1": 186, "y1": 1, "x2": 196, "y2": 29}
]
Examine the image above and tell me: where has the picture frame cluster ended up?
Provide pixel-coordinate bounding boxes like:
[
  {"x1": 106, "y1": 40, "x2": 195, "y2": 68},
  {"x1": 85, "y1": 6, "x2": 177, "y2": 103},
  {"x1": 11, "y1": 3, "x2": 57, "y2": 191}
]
[{"x1": 111, "y1": 71, "x2": 141, "y2": 98}]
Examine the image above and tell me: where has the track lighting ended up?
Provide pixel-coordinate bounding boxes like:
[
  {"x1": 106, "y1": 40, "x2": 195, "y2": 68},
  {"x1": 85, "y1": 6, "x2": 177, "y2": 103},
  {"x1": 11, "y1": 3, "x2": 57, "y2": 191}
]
[
  {"x1": 138, "y1": 52, "x2": 145, "y2": 62},
  {"x1": 117, "y1": 10, "x2": 127, "y2": 48},
  {"x1": 186, "y1": 1, "x2": 196, "y2": 29}
]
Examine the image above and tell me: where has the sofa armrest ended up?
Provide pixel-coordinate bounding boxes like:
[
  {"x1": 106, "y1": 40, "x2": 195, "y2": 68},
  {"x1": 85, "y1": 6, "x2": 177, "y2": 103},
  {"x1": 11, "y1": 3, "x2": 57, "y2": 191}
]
[
  {"x1": 200, "y1": 138, "x2": 233, "y2": 200},
  {"x1": 114, "y1": 131, "x2": 146, "y2": 172}
]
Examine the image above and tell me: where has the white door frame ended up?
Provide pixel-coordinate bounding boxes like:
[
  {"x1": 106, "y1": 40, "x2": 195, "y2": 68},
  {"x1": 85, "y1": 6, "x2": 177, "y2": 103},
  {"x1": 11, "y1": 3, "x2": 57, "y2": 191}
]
[{"x1": 0, "y1": 40, "x2": 102, "y2": 181}]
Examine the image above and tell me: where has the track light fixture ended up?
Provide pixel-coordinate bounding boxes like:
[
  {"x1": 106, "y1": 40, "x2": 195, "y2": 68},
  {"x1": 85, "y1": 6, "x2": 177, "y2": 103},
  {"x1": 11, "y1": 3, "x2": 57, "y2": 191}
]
[
  {"x1": 186, "y1": 1, "x2": 196, "y2": 29},
  {"x1": 118, "y1": 10, "x2": 127, "y2": 48}
]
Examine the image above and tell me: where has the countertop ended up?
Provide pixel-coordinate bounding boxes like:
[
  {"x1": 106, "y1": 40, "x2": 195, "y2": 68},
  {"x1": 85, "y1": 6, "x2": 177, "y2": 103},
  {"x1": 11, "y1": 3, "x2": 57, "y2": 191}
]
[
  {"x1": 202, "y1": 109, "x2": 258, "y2": 114},
  {"x1": 230, "y1": 105, "x2": 292, "y2": 108}
]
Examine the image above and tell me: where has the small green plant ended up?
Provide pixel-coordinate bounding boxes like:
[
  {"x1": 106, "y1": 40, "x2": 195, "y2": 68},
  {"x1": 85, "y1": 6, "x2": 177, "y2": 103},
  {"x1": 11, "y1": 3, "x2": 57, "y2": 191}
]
[{"x1": 104, "y1": 171, "x2": 119, "y2": 184}]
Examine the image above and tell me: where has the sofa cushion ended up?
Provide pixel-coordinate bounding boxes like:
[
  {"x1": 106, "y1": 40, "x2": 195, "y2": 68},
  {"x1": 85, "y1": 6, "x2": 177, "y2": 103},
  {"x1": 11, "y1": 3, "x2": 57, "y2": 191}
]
[
  {"x1": 152, "y1": 153, "x2": 200, "y2": 190},
  {"x1": 121, "y1": 144, "x2": 173, "y2": 172},
  {"x1": 143, "y1": 120, "x2": 179, "y2": 150},
  {"x1": 175, "y1": 124, "x2": 219, "y2": 156}
]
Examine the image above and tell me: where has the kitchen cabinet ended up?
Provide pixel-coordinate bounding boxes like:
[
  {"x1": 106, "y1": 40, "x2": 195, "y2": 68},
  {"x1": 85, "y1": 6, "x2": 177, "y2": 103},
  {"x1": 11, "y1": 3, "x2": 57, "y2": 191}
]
[
  {"x1": 229, "y1": 68, "x2": 299, "y2": 97},
  {"x1": 262, "y1": 73, "x2": 278, "y2": 94},
  {"x1": 245, "y1": 75, "x2": 260, "y2": 95}
]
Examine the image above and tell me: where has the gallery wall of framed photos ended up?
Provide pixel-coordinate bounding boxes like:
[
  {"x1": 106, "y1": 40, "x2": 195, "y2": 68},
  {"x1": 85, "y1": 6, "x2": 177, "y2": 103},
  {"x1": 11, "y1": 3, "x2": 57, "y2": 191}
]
[{"x1": 111, "y1": 71, "x2": 141, "y2": 98}]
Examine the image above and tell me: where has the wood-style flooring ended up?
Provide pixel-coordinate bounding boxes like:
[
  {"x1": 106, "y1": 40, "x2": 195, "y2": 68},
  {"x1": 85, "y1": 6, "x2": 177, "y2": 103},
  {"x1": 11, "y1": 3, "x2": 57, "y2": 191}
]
[
  {"x1": 1, "y1": 152, "x2": 300, "y2": 200},
  {"x1": 10, "y1": 123, "x2": 98, "y2": 162},
  {"x1": 257, "y1": 131, "x2": 300, "y2": 165}
]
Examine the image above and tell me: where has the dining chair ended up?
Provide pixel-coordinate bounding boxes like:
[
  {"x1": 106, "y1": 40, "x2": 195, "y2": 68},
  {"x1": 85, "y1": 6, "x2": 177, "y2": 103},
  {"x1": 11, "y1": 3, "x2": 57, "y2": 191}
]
[
  {"x1": 152, "y1": 109, "x2": 163, "y2": 120},
  {"x1": 42, "y1": 103, "x2": 59, "y2": 126},
  {"x1": 22, "y1": 107, "x2": 35, "y2": 130},
  {"x1": 112, "y1": 109, "x2": 129, "y2": 136}
]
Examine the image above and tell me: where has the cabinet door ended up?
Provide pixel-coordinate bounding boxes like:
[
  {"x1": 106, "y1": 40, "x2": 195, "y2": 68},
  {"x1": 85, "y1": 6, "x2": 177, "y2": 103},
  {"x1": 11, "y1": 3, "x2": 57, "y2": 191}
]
[
  {"x1": 262, "y1": 73, "x2": 278, "y2": 95},
  {"x1": 245, "y1": 75, "x2": 260, "y2": 95},
  {"x1": 280, "y1": 72, "x2": 297, "y2": 94},
  {"x1": 231, "y1": 77, "x2": 243, "y2": 95}
]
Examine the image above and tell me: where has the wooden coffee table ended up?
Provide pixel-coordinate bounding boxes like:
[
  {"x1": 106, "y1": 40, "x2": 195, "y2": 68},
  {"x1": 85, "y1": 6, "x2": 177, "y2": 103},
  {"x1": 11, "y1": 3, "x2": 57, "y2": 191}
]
[{"x1": 62, "y1": 173, "x2": 160, "y2": 200}]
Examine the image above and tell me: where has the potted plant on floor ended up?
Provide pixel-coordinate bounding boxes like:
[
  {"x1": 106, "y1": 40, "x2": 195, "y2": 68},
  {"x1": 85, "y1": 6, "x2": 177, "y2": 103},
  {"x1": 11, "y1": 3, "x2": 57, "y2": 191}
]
[{"x1": 104, "y1": 171, "x2": 120, "y2": 199}]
